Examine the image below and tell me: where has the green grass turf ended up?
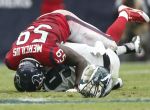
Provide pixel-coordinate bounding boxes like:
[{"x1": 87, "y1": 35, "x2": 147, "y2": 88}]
[
  {"x1": 0, "y1": 103, "x2": 150, "y2": 110},
  {"x1": 0, "y1": 62, "x2": 150, "y2": 110}
]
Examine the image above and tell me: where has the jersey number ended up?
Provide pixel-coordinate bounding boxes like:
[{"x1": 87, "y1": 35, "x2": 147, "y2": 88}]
[
  {"x1": 16, "y1": 24, "x2": 52, "y2": 45},
  {"x1": 45, "y1": 66, "x2": 72, "y2": 90}
]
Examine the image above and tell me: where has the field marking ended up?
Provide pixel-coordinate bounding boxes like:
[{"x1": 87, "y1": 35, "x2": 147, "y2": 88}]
[{"x1": 0, "y1": 98, "x2": 150, "y2": 104}]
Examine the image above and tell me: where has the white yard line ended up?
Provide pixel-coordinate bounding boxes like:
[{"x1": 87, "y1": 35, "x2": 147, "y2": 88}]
[{"x1": 0, "y1": 98, "x2": 150, "y2": 104}]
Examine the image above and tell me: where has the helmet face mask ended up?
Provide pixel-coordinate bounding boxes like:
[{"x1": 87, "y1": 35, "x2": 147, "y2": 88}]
[
  {"x1": 79, "y1": 66, "x2": 112, "y2": 98},
  {"x1": 14, "y1": 58, "x2": 45, "y2": 92}
]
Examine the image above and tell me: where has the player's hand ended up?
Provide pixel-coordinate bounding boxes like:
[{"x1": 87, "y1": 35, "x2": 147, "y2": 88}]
[
  {"x1": 66, "y1": 88, "x2": 78, "y2": 92},
  {"x1": 81, "y1": 65, "x2": 96, "y2": 82},
  {"x1": 107, "y1": 40, "x2": 118, "y2": 51},
  {"x1": 91, "y1": 41, "x2": 106, "y2": 56}
]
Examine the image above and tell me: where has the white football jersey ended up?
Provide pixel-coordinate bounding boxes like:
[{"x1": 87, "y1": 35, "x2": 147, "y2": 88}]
[
  {"x1": 64, "y1": 42, "x2": 120, "y2": 86},
  {"x1": 43, "y1": 65, "x2": 76, "y2": 91},
  {"x1": 43, "y1": 42, "x2": 120, "y2": 91},
  {"x1": 64, "y1": 43, "x2": 104, "y2": 66}
]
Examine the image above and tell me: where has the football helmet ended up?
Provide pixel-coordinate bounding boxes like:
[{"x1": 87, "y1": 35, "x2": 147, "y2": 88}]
[
  {"x1": 79, "y1": 65, "x2": 112, "y2": 98},
  {"x1": 14, "y1": 58, "x2": 45, "y2": 92}
]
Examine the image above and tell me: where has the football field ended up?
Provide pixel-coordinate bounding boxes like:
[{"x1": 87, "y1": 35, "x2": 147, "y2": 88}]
[{"x1": 0, "y1": 62, "x2": 150, "y2": 110}]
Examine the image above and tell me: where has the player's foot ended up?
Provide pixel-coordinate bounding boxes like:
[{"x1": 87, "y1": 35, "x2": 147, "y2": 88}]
[
  {"x1": 112, "y1": 78, "x2": 123, "y2": 90},
  {"x1": 132, "y1": 36, "x2": 142, "y2": 53},
  {"x1": 118, "y1": 5, "x2": 150, "y2": 23},
  {"x1": 124, "y1": 36, "x2": 142, "y2": 54}
]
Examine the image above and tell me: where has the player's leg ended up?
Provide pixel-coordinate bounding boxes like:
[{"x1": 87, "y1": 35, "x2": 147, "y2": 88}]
[
  {"x1": 115, "y1": 36, "x2": 141, "y2": 55},
  {"x1": 65, "y1": 42, "x2": 123, "y2": 91},
  {"x1": 106, "y1": 5, "x2": 150, "y2": 42},
  {"x1": 105, "y1": 49, "x2": 122, "y2": 89},
  {"x1": 108, "y1": 36, "x2": 141, "y2": 89},
  {"x1": 51, "y1": 9, "x2": 117, "y2": 50}
]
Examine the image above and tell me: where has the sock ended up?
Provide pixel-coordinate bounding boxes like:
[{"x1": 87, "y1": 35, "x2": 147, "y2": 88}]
[
  {"x1": 115, "y1": 46, "x2": 127, "y2": 55},
  {"x1": 106, "y1": 11, "x2": 128, "y2": 43},
  {"x1": 115, "y1": 43, "x2": 135, "y2": 55},
  {"x1": 119, "y1": 11, "x2": 128, "y2": 21}
]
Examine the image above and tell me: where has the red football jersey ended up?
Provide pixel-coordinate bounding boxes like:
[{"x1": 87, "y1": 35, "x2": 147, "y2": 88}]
[{"x1": 5, "y1": 13, "x2": 70, "y2": 70}]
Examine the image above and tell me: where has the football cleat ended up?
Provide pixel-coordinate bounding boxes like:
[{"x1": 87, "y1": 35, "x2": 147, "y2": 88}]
[
  {"x1": 118, "y1": 5, "x2": 150, "y2": 23},
  {"x1": 132, "y1": 36, "x2": 142, "y2": 54},
  {"x1": 112, "y1": 78, "x2": 123, "y2": 90}
]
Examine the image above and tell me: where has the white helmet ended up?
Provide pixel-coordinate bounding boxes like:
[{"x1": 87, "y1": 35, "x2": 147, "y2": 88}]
[{"x1": 79, "y1": 65, "x2": 112, "y2": 98}]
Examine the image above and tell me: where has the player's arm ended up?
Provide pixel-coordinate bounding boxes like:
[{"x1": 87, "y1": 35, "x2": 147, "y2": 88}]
[{"x1": 58, "y1": 44, "x2": 87, "y2": 88}]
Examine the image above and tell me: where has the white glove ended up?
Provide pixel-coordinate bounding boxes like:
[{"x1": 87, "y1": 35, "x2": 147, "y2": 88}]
[
  {"x1": 81, "y1": 65, "x2": 96, "y2": 83},
  {"x1": 102, "y1": 34, "x2": 118, "y2": 51},
  {"x1": 106, "y1": 40, "x2": 118, "y2": 51},
  {"x1": 66, "y1": 88, "x2": 78, "y2": 92},
  {"x1": 91, "y1": 41, "x2": 106, "y2": 56}
]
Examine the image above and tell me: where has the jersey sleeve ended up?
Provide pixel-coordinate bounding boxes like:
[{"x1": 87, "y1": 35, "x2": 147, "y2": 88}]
[{"x1": 50, "y1": 47, "x2": 66, "y2": 64}]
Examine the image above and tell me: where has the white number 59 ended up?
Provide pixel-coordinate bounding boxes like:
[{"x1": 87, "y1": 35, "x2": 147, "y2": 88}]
[{"x1": 16, "y1": 24, "x2": 52, "y2": 45}]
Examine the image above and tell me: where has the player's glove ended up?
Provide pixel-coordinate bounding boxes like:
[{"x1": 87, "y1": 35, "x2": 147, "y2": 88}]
[
  {"x1": 91, "y1": 41, "x2": 106, "y2": 56},
  {"x1": 66, "y1": 88, "x2": 78, "y2": 92}
]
